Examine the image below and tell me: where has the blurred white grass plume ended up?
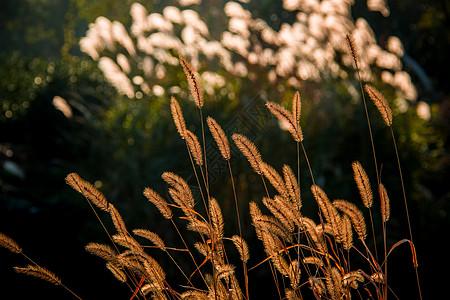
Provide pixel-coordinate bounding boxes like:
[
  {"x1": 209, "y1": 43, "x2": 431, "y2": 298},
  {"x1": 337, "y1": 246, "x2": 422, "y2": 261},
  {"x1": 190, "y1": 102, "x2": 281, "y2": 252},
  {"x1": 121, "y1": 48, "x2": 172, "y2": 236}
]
[
  {"x1": 52, "y1": 96, "x2": 73, "y2": 118},
  {"x1": 80, "y1": 0, "x2": 417, "y2": 102}
]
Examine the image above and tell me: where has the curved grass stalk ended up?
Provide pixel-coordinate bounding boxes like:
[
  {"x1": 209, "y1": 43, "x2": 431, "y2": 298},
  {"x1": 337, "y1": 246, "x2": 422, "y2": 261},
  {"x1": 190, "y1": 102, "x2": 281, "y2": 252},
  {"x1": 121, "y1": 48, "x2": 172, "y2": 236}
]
[{"x1": 389, "y1": 127, "x2": 422, "y2": 300}]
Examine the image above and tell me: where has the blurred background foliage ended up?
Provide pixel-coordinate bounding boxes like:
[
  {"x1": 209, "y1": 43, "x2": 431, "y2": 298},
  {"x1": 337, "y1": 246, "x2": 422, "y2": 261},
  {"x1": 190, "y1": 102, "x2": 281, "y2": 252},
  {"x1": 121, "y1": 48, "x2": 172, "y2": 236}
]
[{"x1": 0, "y1": 0, "x2": 449, "y2": 299}]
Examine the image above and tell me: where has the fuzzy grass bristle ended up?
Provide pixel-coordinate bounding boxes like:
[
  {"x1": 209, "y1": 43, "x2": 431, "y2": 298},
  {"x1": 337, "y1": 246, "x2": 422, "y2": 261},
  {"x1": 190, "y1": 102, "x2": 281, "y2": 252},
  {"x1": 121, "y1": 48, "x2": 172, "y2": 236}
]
[
  {"x1": 207, "y1": 116, "x2": 230, "y2": 160},
  {"x1": 232, "y1": 133, "x2": 263, "y2": 174},
  {"x1": 292, "y1": 91, "x2": 301, "y2": 123},
  {"x1": 143, "y1": 188, "x2": 173, "y2": 219},
  {"x1": 311, "y1": 185, "x2": 343, "y2": 242},
  {"x1": 352, "y1": 161, "x2": 373, "y2": 208},
  {"x1": 108, "y1": 204, "x2": 128, "y2": 235},
  {"x1": 230, "y1": 235, "x2": 249, "y2": 263},
  {"x1": 0, "y1": 232, "x2": 22, "y2": 254},
  {"x1": 345, "y1": 34, "x2": 358, "y2": 69},
  {"x1": 85, "y1": 242, "x2": 117, "y2": 261},
  {"x1": 14, "y1": 265, "x2": 61, "y2": 286},
  {"x1": 185, "y1": 129, "x2": 203, "y2": 166},
  {"x1": 266, "y1": 101, "x2": 303, "y2": 142},
  {"x1": 106, "y1": 262, "x2": 127, "y2": 282},
  {"x1": 133, "y1": 229, "x2": 166, "y2": 251},
  {"x1": 333, "y1": 199, "x2": 367, "y2": 240},
  {"x1": 261, "y1": 162, "x2": 287, "y2": 197},
  {"x1": 379, "y1": 183, "x2": 391, "y2": 222},
  {"x1": 364, "y1": 84, "x2": 393, "y2": 126},
  {"x1": 170, "y1": 96, "x2": 186, "y2": 139},
  {"x1": 66, "y1": 173, "x2": 109, "y2": 211}
]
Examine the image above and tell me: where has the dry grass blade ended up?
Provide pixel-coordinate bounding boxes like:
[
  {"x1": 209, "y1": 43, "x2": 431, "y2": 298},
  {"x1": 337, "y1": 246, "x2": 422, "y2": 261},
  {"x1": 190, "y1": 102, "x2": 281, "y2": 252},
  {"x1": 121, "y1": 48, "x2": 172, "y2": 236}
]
[
  {"x1": 0, "y1": 232, "x2": 22, "y2": 254},
  {"x1": 179, "y1": 56, "x2": 203, "y2": 108},
  {"x1": 14, "y1": 265, "x2": 61, "y2": 286},
  {"x1": 133, "y1": 229, "x2": 166, "y2": 251},
  {"x1": 352, "y1": 161, "x2": 373, "y2": 208},
  {"x1": 66, "y1": 173, "x2": 109, "y2": 211},
  {"x1": 311, "y1": 185, "x2": 343, "y2": 242},
  {"x1": 185, "y1": 129, "x2": 203, "y2": 166},
  {"x1": 232, "y1": 133, "x2": 263, "y2": 174},
  {"x1": 231, "y1": 235, "x2": 249, "y2": 263},
  {"x1": 170, "y1": 96, "x2": 186, "y2": 139},
  {"x1": 206, "y1": 116, "x2": 230, "y2": 160},
  {"x1": 85, "y1": 242, "x2": 117, "y2": 261},
  {"x1": 333, "y1": 199, "x2": 367, "y2": 240},
  {"x1": 143, "y1": 188, "x2": 173, "y2": 219},
  {"x1": 387, "y1": 239, "x2": 418, "y2": 268},
  {"x1": 266, "y1": 101, "x2": 303, "y2": 142},
  {"x1": 364, "y1": 84, "x2": 393, "y2": 126},
  {"x1": 378, "y1": 183, "x2": 391, "y2": 222}
]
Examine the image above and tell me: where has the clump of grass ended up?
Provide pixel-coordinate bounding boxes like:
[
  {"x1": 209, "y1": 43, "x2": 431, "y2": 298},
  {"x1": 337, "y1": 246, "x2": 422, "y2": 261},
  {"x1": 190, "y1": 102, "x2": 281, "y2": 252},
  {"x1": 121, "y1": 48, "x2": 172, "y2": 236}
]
[{"x1": 1, "y1": 48, "x2": 421, "y2": 299}]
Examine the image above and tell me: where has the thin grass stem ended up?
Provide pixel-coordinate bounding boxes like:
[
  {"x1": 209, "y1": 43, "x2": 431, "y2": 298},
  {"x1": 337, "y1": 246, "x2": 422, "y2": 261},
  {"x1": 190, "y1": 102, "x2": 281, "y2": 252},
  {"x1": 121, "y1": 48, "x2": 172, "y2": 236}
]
[{"x1": 390, "y1": 127, "x2": 422, "y2": 300}]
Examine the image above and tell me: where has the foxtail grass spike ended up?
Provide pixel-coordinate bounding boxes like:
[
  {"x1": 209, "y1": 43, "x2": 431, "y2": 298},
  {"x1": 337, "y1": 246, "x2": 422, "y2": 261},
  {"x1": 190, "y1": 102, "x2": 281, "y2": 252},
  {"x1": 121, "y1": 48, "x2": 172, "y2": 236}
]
[
  {"x1": 179, "y1": 56, "x2": 203, "y2": 108},
  {"x1": 364, "y1": 84, "x2": 393, "y2": 126}
]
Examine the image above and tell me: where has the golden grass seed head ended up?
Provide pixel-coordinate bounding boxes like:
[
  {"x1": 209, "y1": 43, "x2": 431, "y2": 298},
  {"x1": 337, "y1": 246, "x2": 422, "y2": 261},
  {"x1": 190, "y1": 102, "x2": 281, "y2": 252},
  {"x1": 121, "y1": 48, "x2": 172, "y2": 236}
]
[
  {"x1": 231, "y1": 235, "x2": 249, "y2": 263},
  {"x1": 170, "y1": 96, "x2": 186, "y2": 139},
  {"x1": 379, "y1": 183, "x2": 391, "y2": 222},
  {"x1": 185, "y1": 129, "x2": 203, "y2": 166},
  {"x1": 333, "y1": 199, "x2": 367, "y2": 240},
  {"x1": 0, "y1": 232, "x2": 22, "y2": 254},
  {"x1": 364, "y1": 84, "x2": 393, "y2": 126},
  {"x1": 143, "y1": 188, "x2": 173, "y2": 219},
  {"x1": 106, "y1": 262, "x2": 127, "y2": 282},
  {"x1": 179, "y1": 55, "x2": 203, "y2": 108},
  {"x1": 266, "y1": 101, "x2": 303, "y2": 142},
  {"x1": 133, "y1": 229, "x2": 166, "y2": 251},
  {"x1": 14, "y1": 265, "x2": 61, "y2": 286},
  {"x1": 352, "y1": 161, "x2": 373, "y2": 208},
  {"x1": 232, "y1": 133, "x2": 263, "y2": 174},
  {"x1": 66, "y1": 173, "x2": 109, "y2": 211},
  {"x1": 85, "y1": 242, "x2": 117, "y2": 261},
  {"x1": 206, "y1": 116, "x2": 230, "y2": 160}
]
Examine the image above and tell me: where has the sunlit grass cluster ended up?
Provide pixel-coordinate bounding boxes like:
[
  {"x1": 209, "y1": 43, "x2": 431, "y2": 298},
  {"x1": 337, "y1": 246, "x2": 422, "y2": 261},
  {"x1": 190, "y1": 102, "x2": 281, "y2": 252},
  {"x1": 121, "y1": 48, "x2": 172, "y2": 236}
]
[{"x1": 0, "y1": 36, "x2": 422, "y2": 299}]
